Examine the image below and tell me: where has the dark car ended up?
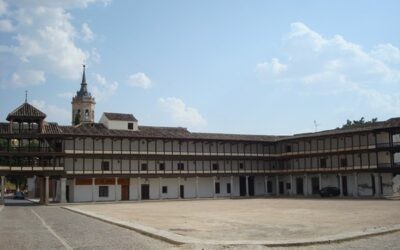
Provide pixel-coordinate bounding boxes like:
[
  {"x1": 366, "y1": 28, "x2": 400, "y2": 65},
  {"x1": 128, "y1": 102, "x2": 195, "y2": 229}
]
[
  {"x1": 13, "y1": 191, "x2": 25, "y2": 200},
  {"x1": 319, "y1": 187, "x2": 340, "y2": 197}
]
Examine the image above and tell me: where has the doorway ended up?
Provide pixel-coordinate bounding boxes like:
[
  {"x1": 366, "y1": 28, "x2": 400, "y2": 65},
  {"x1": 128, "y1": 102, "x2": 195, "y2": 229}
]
[
  {"x1": 121, "y1": 185, "x2": 129, "y2": 201},
  {"x1": 239, "y1": 176, "x2": 246, "y2": 196},
  {"x1": 296, "y1": 178, "x2": 304, "y2": 195},
  {"x1": 311, "y1": 177, "x2": 319, "y2": 194},
  {"x1": 248, "y1": 176, "x2": 255, "y2": 196},
  {"x1": 279, "y1": 181, "x2": 284, "y2": 195},
  {"x1": 179, "y1": 185, "x2": 184, "y2": 198},
  {"x1": 141, "y1": 184, "x2": 150, "y2": 200}
]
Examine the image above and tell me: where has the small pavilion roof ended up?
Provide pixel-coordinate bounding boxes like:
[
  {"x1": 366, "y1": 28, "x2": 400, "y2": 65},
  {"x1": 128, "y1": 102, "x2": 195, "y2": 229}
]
[{"x1": 6, "y1": 102, "x2": 46, "y2": 121}]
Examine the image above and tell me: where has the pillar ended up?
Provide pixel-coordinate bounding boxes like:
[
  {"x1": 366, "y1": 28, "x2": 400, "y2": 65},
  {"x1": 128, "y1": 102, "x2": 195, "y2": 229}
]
[
  {"x1": 114, "y1": 177, "x2": 118, "y2": 201},
  {"x1": 60, "y1": 178, "x2": 67, "y2": 203},
  {"x1": 44, "y1": 176, "x2": 49, "y2": 204},
  {"x1": 339, "y1": 173, "x2": 343, "y2": 197},
  {"x1": 178, "y1": 177, "x2": 181, "y2": 199},
  {"x1": 138, "y1": 177, "x2": 141, "y2": 200},
  {"x1": 245, "y1": 176, "x2": 249, "y2": 197},
  {"x1": 213, "y1": 176, "x2": 216, "y2": 198},
  {"x1": 195, "y1": 176, "x2": 199, "y2": 199},
  {"x1": 0, "y1": 176, "x2": 5, "y2": 205},
  {"x1": 319, "y1": 174, "x2": 322, "y2": 190},
  {"x1": 353, "y1": 173, "x2": 358, "y2": 197},
  {"x1": 374, "y1": 173, "x2": 381, "y2": 198},
  {"x1": 304, "y1": 174, "x2": 308, "y2": 196},
  {"x1": 230, "y1": 176, "x2": 234, "y2": 198},
  {"x1": 276, "y1": 175, "x2": 279, "y2": 196},
  {"x1": 159, "y1": 177, "x2": 162, "y2": 199},
  {"x1": 290, "y1": 175, "x2": 294, "y2": 196},
  {"x1": 91, "y1": 177, "x2": 96, "y2": 202}
]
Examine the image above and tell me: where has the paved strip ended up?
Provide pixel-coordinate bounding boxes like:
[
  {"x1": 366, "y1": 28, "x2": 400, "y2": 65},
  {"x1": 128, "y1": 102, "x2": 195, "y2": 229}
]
[
  {"x1": 0, "y1": 202, "x2": 173, "y2": 249},
  {"x1": 31, "y1": 209, "x2": 73, "y2": 250},
  {"x1": 63, "y1": 205, "x2": 400, "y2": 247}
]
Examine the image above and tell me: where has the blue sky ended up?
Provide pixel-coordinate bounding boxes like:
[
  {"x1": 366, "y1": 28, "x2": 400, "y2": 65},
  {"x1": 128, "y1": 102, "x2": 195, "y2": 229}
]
[{"x1": 1, "y1": 0, "x2": 400, "y2": 135}]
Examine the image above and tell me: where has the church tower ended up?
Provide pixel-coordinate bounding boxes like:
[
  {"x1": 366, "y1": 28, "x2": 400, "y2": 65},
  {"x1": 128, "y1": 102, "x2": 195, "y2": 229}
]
[{"x1": 71, "y1": 65, "x2": 96, "y2": 125}]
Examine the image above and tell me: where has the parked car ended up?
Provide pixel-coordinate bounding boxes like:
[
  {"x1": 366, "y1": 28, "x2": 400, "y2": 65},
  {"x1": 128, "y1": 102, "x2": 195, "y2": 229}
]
[
  {"x1": 319, "y1": 187, "x2": 340, "y2": 197},
  {"x1": 13, "y1": 191, "x2": 25, "y2": 200}
]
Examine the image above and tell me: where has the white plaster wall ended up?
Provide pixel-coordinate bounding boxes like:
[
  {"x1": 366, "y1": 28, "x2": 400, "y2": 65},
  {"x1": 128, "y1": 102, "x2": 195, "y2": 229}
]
[
  {"x1": 74, "y1": 184, "x2": 121, "y2": 202},
  {"x1": 254, "y1": 176, "x2": 265, "y2": 196},
  {"x1": 358, "y1": 173, "x2": 374, "y2": 196},
  {"x1": 198, "y1": 177, "x2": 213, "y2": 198}
]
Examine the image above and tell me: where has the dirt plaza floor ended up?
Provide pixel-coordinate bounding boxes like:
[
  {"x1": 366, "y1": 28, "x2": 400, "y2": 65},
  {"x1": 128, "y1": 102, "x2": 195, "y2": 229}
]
[{"x1": 68, "y1": 198, "x2": 400, "y2": 242}]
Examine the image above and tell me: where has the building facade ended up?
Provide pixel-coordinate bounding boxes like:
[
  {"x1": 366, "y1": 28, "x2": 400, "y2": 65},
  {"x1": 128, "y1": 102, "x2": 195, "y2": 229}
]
[{"x1": 1, "y1": 68, "x2": 400, "y2": 204}]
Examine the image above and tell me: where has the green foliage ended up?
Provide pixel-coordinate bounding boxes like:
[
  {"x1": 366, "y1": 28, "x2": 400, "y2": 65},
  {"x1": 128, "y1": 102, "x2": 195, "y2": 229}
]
[{"x1": 341, "y1": 117, "x2": 378, "y2": 129}]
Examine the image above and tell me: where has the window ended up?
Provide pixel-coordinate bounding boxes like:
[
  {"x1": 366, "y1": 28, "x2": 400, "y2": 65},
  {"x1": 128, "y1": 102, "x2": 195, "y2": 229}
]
[
  {"x1": 239, "y1": 163, "x2": 244, "y2": 169},
  {"x1": 177, "y1": 162, "x2": 184, "y2": 170},
  {"x1": 128, "y1": 123, "x2": 134, "y2": 130},
  {"x1": 141, "y1": 163, "x2": 148, "y2": 171},
  {"x1": 212, "y1": 163, "x2": 219, "y2": 171},
  {"x1": 226, "y1": 183, "x2": 231, "y2": 194},
  {"x1": 286, "y1": 183, "x2": 291, "y2": 189},
  {"x1": 159, "y1": 163, "x2": 165, "y2": 171},
  {"x1": 162, "y1": 186, "x2": 168, "y2": 193},
  {"x1": 285, "y1": 145, "x2": 292, "y2": 153},
  {"x1": 320, "y1": 158, "x2": 327, "y2": 168},
  {"x1": 267, "y1": 181, "x2": 273, "y2": 193},
  {"x1": 101, "y1": 161, "x2": 110, "y2": 171},
  {"x1": 340, "y1": 158, "x2": 348, "y2": 167},
  {"x1": 99, "y1": 186, "x2": 109, "y2": 197},
  {"x1": 215, "y1": 182, "x2": 220, "y2": 194}
]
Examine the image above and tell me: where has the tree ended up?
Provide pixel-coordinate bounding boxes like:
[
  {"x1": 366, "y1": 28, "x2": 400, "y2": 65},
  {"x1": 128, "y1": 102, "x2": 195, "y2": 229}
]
[{"x1": 341, "y1": 117, "x2": 378, "y2": 129}]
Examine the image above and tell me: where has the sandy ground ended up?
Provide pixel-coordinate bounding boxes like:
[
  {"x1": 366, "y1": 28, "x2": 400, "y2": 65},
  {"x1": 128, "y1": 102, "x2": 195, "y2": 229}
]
[{"x1": 69, "y1": 198, "x2": 400, "y2": 242}]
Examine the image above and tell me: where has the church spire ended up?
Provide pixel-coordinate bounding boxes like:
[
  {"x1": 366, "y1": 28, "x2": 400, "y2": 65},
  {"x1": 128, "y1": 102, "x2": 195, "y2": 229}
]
[{"x1": 76, "y1": 64, "x2": 90, "y2": 97}]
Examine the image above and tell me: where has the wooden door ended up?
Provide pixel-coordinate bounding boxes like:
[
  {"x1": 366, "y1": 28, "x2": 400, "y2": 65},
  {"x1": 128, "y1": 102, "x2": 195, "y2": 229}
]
[{"x1": 121, "y1": 185, "x2": 129, "y2": 200}]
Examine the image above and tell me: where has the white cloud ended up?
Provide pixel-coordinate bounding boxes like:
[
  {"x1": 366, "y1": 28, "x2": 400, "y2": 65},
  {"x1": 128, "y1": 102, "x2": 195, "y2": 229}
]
[
  {"x1": 10, "y1": 70, "x2": 45, "y2": 87},
  {"x1": 256, "y1": 58, "x2": 288, "y2": 77},
  {"x1": 91, "y1": 73, "x2": 118, "y2": 101},
  {"x1": 0, "y1": 19, "x2": 13, "y2": 32},
  {"x1": 257, "y1": 22, "x2": 400, "y2": 114},
  {"x1": 371, "y1": 43, "x2": 400, "y2": 64},
  {"x1": 127, "y1": 72, "x2": 152, "y2": 89},
  {"x1": 0, "y1": 1, "x2": 108, "y2": 87},
  {"x1": 31, "y1": 99, "x2": 70, "y2": 124},
  {"x1": 0, "y1": 0, "x2": 7, "y2": 16},
  {"x1": 81, "y1": 22, "x2": 94, "y2": 42},
  {"x1": 159, "y1": 97, "x2": 207, "y2": 129}
]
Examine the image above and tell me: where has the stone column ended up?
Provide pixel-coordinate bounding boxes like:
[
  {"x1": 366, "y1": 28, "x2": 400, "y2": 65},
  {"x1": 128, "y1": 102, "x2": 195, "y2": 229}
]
[
  {"x1": 0, "y1": 176, "x2": 5, "y2": 205},
  {"x1": 339, "y1": 174, "x2": 343, "y2": 197},
  {"x1": 353, "y1": 173, "x2": 358, "y2": 197},
  {"x1": 195, "y1": 176, "x2": 199, "y2": 199},
  {"x1": 114, "y1": 177, "x2": 118, "y2": 201},
  {"x1": 92, "y1": 178, "x2": 96, "y2": 202},
  {"x1": 60, "y1": 178, "x2": 67, "y2": 203},
  {"x1": 374, "y1": 173, "x2": 381, "y2": 198},
  {"x1": 230, "y1": 176, "x2": 234, "y2": 198},
  {"x1": 138, "y1": 177, "x2": 141, "y2": 200},
  {"x1": 159, "y1": 177, "x2": 162, "y2": 200},
  {"x1": 264, "y1": 176, "x2": 268, "y2": 196},
  {"x1": 44, "y1": 176, "x2": 49, "y2": 204},
  {"x1": 290, "y1": 175, "x2": 294, "y2": 196},
  {"x1": 304, "y1": 174, "x2": 308, "y2": 196},
  {"x1": 178, "y1": 177, "x2": 181, "y2": 199},
  {"x1": 213, "y1": 176, "x2": 216, "y2": 198},
  {"x1": 276, "y1": 175, "x2": 279, "y2": 196},
  {"x1": 245, "y1": 176, "x2": 249, "y2": 197},
  {"x1": 318, "y1": 173, "x2": 322, "y2": 190}
]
